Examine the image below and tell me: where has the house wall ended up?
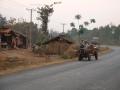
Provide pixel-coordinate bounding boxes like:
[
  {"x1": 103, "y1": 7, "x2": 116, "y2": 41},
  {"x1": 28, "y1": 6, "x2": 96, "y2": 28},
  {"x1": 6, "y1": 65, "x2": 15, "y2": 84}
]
[{"x1": 46, "y1": 40, "x2": 71, "y2": 55}]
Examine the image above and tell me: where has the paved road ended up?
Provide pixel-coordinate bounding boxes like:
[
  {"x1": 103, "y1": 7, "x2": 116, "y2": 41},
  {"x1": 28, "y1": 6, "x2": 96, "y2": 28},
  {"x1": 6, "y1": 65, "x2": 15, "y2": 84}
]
[{"x1": 0, "y1": 46, "x2": 120, "y2": 90}]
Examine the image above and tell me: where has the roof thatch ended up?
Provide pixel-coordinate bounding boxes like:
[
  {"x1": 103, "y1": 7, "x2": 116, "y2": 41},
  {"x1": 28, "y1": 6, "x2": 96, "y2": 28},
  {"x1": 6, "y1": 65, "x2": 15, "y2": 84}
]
[
  {"x1": 13, "y1": 30, "x2": 27, "y2": 38},
  {"x1": 0, "y1": 28, "x2": 27, "y2": 38},
  {"x1": 43, "y1": 34, "x2": 73, "y2": 45}
]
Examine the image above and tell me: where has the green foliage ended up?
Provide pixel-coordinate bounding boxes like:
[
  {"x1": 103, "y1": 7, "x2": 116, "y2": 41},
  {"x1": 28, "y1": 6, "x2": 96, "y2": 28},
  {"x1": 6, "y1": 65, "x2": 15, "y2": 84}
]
[
  {"x1": 12, "y1": 22, "x2": 39, "y2": 44},
  {"x1": 84, "y1": 21, "x2": 89, "y2": 26},
  {"x1": 60, "y1": 54, "x2": 73, "y2": 59},
  {"x1": 79, "y1": 29, "x2": 84, "y2": 34},
  {"x1": 68, "y1": 24, "x2": 120, "y2": 45},
  {"x1": 36, "y1": 33, "x2": 49, "y2": 45},
  {"x1": 90, "y1": 19, "x2": 96, "y2": 23},
  {"x1": 70, "y1": 15, "x2": 96, "y2": 41},
  {"x1": 70, "y1": 22, "x2": 75, "y2": 27},
  {"x1": 0, "y1": 14, "x2": 7, "y2": 28},
  {"x1": 75, "y1": 14, "x2": 81, "y2": 20},
  {"x1": 37, "y1": 5, "x2": 54, "y2": 35},
  {"x1": 12, "y1": 21, "x2": 57, "y2": 46},
  {"x1": 79, "y1": 25, "x2": 83, "y2": 29},
  {"x1": 67, "y1": 28, "x2": 78, "y2": 41}
]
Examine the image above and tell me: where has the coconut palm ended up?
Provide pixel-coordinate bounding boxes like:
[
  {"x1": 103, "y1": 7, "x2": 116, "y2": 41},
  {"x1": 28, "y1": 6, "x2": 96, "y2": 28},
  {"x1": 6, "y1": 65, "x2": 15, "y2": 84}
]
[
  {"x1": 70, "y1": 22, "x2": 75, "y2": 28},
  {"x1": 90, "y1": 19, "x2": 96, "y2": 23},
  {"x1": 79, "y1": 24, "x2": 83, "y2": 29},
  {"x1": 84, "y1": 21, "x2": 89, "y2": 26},
  {"x1": 75, "y1": 14, "x2": 81, "y2": 29}
]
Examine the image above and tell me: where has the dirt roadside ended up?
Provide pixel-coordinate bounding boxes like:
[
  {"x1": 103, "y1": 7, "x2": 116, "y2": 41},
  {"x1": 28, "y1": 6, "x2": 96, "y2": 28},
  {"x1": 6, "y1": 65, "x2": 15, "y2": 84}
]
[{"x1": 0, "y1": 47, "x2": 111, "y2": 76}]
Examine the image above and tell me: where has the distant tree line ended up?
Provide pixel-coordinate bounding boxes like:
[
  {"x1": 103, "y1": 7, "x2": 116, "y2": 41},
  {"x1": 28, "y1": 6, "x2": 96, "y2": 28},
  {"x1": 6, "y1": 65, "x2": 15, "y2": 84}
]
[{"x1": 67, "y1": 24, "x2": 120, "y2": 45}]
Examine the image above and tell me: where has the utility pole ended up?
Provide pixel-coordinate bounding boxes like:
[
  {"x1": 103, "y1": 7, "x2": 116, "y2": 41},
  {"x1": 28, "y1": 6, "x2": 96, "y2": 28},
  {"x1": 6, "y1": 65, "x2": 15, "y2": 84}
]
[
  {"x1": 26, "y1": 8, "x2": 36, "y2": 49},
  {"x1": 61, "y1": 23, "x2": 66, "y2": 33}
]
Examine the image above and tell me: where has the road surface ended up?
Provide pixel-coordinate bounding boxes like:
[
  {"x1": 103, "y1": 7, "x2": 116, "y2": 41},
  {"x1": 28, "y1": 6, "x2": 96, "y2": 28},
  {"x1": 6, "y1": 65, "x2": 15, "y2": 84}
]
[{"x1": 0, "y1": 46, "x2": 120, "y2": 90}]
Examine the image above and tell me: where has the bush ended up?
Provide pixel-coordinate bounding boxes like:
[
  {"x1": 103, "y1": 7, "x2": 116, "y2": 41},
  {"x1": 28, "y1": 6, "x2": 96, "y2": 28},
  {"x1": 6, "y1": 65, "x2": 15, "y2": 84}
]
[{"x1": 60, "y1": 54, "x2": 73, "y2": 59}]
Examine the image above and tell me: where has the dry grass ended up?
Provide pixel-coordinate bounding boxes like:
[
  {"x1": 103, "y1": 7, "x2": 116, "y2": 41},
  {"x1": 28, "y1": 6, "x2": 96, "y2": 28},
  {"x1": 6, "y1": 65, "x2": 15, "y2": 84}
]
[
  {"x1": 0, "y1": 46, "x2": 111, "y2": 76},
  {"x1": 0, "y1": 49, "x2": 71, "y2": 75}
]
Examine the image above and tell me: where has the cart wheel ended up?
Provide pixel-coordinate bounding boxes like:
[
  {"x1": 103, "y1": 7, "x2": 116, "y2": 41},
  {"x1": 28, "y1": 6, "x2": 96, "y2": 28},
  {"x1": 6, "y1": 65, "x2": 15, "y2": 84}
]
[
  {"x1": 95, "y1": 52, "x2": 98, "y2": 60},
  {"x1": 88, "y1": 54, "x2": 91, "y2": 61},
  {"x1": 78, "y1": 55, "x2": 83, "y2": 61}
]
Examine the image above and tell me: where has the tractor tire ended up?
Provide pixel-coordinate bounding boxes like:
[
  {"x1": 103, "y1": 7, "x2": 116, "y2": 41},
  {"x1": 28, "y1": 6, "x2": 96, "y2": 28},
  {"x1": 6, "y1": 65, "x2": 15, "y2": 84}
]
[
  {"x1": 95, "y1": 52, "x2": 98, "y2": 60},
  {"x1": 78, "y1": 55, "x2": 83, "y2": 61},
  {"x1": 88, "y1": 54, "x2": 91, "y2": 61}
]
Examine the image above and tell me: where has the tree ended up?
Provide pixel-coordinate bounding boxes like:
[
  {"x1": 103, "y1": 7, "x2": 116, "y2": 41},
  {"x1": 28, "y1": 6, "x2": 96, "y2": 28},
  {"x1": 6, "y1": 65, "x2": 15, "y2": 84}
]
[
  {"x1": 90, "y1": 19, "x2": 96, "y2": 23},
  {"x1": 79, "y1": 25, "x2": 83, "y2": 28},
  {"x1": 12, "y1": 22, "x2": 39, "y2": 44},
  {"x1": 37, "y1": 5, "x2": 54, "y2": 36},
  {"x1": 70, "y1": 22, "x2": 75, "y2": 28},
  {"x1": 79, "y1": 24, "x2": 84, "y2": 34},
  {"x1": 8, "y1": 17, "x2": 16, "y2": 25},
  {"x1": 0, "y1": 14, "x2": 7, "y2": 28},
  {"x1": 75, "y1": 14, "x2": 81, "y2": 29},
  {"x1": 84, "y1": 21, "x2": 89, "y2": 26},
  {"x1": 69, "y1": 15, "x2": 96, "y2": 43},
  {"x1": 70, "y1": 22, "x2": 78, "y2": 36}
]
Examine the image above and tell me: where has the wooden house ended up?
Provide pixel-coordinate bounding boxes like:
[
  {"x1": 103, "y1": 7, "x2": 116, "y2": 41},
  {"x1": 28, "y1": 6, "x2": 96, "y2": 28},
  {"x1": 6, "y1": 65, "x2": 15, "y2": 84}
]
[
  {"x1": 0, "y1": 27, "x2": 27, "y2": 49},
  {"x1": 43, "y1": 34, "x2": 74, "y2": 55}
]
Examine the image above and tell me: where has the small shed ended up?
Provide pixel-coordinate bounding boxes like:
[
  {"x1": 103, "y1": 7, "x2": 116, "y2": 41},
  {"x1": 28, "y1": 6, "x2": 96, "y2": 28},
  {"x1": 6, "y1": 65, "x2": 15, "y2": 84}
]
[{"x1": 43, "y1": 34, "x2": 74, "y2": 55}]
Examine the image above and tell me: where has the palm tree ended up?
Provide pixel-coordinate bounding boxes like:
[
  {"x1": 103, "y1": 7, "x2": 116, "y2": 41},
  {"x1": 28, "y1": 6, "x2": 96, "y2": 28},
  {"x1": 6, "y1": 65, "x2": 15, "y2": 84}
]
[
  {"x1": 90, "y1": 19, "x2": 96, "y2": 23},
  {"x1": 84, "y1": 21, "x2": 89, "y2": 26},
  {"x1": 75, "y1": 14, "x2": 81, "y2": 29},
  {"x1": 70, "y1": 22, "x2": 75, "y2": 28},
  {"x1": 79, "y1": 24, "x2": 83, "y2": 29}
]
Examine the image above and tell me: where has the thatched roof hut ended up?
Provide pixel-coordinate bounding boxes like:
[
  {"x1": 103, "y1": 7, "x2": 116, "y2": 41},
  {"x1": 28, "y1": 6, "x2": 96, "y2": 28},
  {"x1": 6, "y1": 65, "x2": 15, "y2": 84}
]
[
  {"x1": 43, "y1": 34, "x2": 74, "y2": 55},
  {"x1": 0, "y1": 27, "x2": 27, "y2": 49}
]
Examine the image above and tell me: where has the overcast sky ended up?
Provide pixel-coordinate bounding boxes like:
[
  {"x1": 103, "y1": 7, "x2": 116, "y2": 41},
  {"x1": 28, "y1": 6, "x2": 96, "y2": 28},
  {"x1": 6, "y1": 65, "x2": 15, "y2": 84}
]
[{"x1": 0, "y1": 0, "x2": 120, "y2": 32}]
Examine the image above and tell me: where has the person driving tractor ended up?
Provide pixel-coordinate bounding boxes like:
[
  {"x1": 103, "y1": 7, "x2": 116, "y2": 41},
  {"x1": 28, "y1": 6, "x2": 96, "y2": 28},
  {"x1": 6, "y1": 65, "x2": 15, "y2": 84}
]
[{"x1": 80, "y1": 40, "x2": 89, "y2": 49}]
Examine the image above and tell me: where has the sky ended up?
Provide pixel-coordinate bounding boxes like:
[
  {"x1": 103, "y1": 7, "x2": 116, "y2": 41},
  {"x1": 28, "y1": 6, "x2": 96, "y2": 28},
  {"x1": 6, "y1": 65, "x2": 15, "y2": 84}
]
[{"x1": 0, "y1": 0, "x2": 120, "y2": 32}]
